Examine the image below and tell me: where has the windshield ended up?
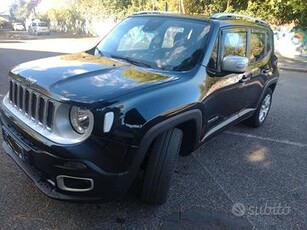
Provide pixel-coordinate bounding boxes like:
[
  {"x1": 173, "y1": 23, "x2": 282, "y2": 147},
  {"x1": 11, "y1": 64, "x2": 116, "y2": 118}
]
[
  {"x1": 96, "y1": 16, "x2": 210, "y2": 71},
  {"x1": 38, "y1": 23, "x2": 48, "y2": 27}
]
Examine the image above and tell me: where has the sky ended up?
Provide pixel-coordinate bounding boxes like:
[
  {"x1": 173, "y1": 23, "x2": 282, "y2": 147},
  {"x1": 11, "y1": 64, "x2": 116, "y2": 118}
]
[
  {"x1": 0, "y1": 0, "x2": 14, "y2": 14},
  {"x1": 0, "y1": 0, "x2": 73, "y2": 15}
]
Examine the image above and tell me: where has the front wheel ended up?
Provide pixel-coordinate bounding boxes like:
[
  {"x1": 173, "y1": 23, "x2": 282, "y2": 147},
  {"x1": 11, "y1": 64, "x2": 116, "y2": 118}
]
[
  {"x1": 245, "y1": 88, "x2": 273, "y2": 127},
  {"x1": 140, "y1": 128, "x2": 183, "y2": 204}
]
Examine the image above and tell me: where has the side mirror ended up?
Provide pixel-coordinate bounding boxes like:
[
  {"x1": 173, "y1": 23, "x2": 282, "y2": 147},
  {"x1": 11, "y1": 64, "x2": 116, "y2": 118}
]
[{"x1": 222, "y1": 55, "x2": 248, "y2": 73}]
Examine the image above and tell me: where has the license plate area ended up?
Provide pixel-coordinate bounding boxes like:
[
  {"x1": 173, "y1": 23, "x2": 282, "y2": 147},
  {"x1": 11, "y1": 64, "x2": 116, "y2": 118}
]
[{"x1": 4, "y1": 130, "x2": 27, "y2": 161}]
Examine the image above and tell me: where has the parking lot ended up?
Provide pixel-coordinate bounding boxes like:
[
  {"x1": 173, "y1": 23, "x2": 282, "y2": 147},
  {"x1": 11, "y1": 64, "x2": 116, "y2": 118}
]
[{"x1": 0, "y1": 35, "x2": 306, "y2": 229}]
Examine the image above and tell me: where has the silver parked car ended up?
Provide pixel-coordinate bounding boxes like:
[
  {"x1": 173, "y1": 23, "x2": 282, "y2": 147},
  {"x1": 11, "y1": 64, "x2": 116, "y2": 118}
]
[{"x1": 28, "y1": 21, "x2": 50, "y2": 35}]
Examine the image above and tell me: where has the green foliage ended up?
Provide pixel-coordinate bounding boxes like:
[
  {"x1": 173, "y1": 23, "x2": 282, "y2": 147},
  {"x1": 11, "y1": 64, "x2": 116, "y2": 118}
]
[
  {"x1": 9, "y1": 0, "x2": 307, "y2": 31},
  {"x1": 275, "y1": 0, "x2": 307, "y2": 27}
]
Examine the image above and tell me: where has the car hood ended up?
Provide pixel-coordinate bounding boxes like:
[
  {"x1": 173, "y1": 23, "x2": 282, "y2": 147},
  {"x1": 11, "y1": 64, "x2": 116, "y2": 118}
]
[{"x1": 10, "y1": 52, "x2": 178, "y2": 105}]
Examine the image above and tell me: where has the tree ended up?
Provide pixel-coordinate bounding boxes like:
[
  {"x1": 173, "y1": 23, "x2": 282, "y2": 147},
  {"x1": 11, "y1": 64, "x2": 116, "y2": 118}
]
[
  {"x1": 10, "y1": 0, "x2": 40, "y2": 22},
  {"x1": 0, "y1": 16, "x2": 7, "y2": 26},
  {"x1": 22, "y1": 0, "x2": 307, "y2": 34},
  {"x1": 275, "y1": 0, "x2": 307, "y2": 27}
]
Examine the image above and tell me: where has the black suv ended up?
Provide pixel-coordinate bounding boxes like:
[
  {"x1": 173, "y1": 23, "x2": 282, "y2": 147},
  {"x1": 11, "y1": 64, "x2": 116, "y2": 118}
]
[{"x1": 0, "y1": 12, "x2": 278, "y2": 204}]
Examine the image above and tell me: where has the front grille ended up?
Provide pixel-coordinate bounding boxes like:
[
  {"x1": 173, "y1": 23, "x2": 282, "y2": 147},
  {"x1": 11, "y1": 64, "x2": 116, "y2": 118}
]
[{"x1": 9, "y1": 79, "x2": 55, "y2": 130}]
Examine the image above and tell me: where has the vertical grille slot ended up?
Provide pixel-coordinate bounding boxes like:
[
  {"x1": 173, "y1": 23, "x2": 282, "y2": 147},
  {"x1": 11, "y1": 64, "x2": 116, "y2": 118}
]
[
  {"x1": 9, "y1": 81, "x2": 13, "y2": 102},
  {"x1": 16, "y1": 84, "x2": 20, "y2": 108},
  {"x1": 38, "y1": 97, "x2": 45, "y2": 123},
  {"x1": 13, "y1": 83, "x2": 18, "y2": 105},
  {"x1": 19, "y1": 86, "x2": 24, "y2": 110},
  {"x1": 25, "y1": 90, "x2": 30, "y2": 114},
  {"x1": 8, "y1": 79, "x2": 55, "y2": 131},
  {"x1": 46, "y1": 101, "x2": 54, "y2": 129},
  {"x1": 31, "y1": 94, "x2": 37, "y2": 119}
]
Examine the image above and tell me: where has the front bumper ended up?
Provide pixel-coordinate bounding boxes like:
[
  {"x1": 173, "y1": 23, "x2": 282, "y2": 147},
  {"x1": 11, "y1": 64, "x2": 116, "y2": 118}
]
[
  {"x1": 0, "y1": 104, "x2": 138, "y2": 202},
  {"x1": 36, "y1": 29, "x2": 50, "y2": 34}
]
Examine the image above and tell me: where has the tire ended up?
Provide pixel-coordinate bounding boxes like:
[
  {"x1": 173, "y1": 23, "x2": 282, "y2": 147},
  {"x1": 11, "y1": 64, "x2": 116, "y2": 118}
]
[
  {"x1": 245, "y1": 88, "x2": 273, "y2": 128},
  {"x1": 140, "y1": 128, "x2": 183, "y2": 204}
]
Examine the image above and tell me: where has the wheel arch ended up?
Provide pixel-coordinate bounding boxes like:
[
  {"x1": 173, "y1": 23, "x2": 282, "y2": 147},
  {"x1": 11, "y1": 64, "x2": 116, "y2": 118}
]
[
  {"x1": 131, "y1": 109, "x2": 202, "y2": 173},
  {"x1": 177, "y1": 119, "x2": 200, "y2": 156},
  {"x1": 268, "y1": 82, "x2": 277, "y2": 93},
  {"x1": 257, "y1": 77, "x2": 278, "y2": 108}
]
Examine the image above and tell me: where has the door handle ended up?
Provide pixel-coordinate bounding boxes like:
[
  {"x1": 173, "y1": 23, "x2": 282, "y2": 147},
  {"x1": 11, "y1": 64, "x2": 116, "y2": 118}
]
[
  {"x1": 261, "y1": 68, "x2": 270, "y2": 74},
  {"x1": 239, "y1": 74, "x2": 251, "y2": 83}
]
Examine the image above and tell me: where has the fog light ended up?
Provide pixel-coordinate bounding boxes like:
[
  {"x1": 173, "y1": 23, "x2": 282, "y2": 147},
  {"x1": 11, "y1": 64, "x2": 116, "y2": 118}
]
[{"x1": 56, "y1": 175, "x2": 94, "y2": 192}]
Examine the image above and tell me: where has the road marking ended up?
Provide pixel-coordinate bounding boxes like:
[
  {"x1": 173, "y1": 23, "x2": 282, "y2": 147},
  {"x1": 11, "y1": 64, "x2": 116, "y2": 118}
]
[
  {"x1": 192, "y1": 154, "x2": 257, "y2": 228},
  {"x1": 225, "y1": 131, "x2": 307, "y2": 148}
]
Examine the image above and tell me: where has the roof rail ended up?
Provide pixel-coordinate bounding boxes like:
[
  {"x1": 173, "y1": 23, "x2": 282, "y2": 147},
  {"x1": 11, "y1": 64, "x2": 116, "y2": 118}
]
[
  {"x1": 211, "y1": 13, "x2": 269, "y2": 26},
  {"x1": 133, "y1": 11, "x2": 177, "y2": 15}
]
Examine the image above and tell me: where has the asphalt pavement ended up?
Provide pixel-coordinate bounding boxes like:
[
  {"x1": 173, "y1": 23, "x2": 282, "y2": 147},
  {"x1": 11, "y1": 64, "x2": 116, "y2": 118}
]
[
  {"x1": 0, "y1": 36, "x2": 306, "y2": 230},
  {"x1": 277, "y1": 54, "x2": 307, "y2": 73}
]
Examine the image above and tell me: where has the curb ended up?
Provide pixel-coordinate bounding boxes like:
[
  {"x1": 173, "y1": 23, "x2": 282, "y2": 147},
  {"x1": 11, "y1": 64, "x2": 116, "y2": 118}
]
[{"x1": 279, "y1": 66, "x2": 307, "y2": 73}]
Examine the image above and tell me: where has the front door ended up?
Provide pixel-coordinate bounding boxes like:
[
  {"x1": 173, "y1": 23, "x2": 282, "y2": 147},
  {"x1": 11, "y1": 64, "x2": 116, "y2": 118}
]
[{"x1": 201, "y1": 27, "x2": 251, "y2": 140}]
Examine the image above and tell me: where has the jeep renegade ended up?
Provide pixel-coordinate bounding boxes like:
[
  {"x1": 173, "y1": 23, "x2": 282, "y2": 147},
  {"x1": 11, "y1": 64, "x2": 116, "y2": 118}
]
[{"x1": 0, "y1": 12, "x2": 279, "y2": 204}]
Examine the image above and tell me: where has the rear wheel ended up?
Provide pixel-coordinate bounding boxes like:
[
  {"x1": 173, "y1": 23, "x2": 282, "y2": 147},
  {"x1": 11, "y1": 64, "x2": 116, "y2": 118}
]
[
  {"x1": 140, "y1": 128, "x2": 183, "y2": 204},
  {"x1": 245, "y1": 88, "x2": 273, "y2": 128}
]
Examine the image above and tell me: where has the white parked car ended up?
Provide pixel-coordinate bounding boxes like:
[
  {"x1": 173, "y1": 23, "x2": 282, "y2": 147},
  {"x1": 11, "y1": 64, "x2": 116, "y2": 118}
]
[
  {"x1": 13, "y1": 23, "x2": 25, "y2": 31},
  {"x1": 28, "y1": 22, "x2": 50, "y2": 35}
]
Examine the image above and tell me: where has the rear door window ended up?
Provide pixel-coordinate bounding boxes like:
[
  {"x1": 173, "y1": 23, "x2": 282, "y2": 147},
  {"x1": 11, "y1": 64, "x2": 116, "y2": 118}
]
[{"x1": 250, "y1": 30, "x2": 266, "y2": 63}]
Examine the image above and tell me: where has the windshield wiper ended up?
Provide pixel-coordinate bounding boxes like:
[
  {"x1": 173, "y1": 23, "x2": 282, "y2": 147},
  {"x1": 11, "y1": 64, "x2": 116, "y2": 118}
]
[
  {"x1": 110, "y1": 55, "x2": 151, "y2": 68},
  {"x1": 95, "y1": 47, "x2": 104, "y2": 56}
]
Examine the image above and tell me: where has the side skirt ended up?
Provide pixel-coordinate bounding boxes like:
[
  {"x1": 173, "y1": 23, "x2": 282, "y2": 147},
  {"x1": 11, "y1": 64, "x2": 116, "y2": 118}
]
[{"x1": 201, "y1": 108, "x2": 255, "y2": 142}]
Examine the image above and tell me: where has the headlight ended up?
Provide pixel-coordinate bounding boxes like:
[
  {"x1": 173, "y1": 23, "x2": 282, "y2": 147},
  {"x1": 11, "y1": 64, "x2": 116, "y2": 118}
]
[{"x1": 70, "y1": 106, "x2": 93, "y2": 134}]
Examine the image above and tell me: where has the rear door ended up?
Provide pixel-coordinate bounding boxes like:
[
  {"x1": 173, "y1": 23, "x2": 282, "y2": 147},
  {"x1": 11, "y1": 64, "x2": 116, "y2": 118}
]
[{"x1": 244, "y1": 28, "x2": 273, "y2": 109}]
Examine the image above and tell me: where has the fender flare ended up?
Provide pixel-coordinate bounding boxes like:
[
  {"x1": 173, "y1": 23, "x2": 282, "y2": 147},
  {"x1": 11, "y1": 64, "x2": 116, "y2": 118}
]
[
  {"x1": 130, "y1": 109, "x2": 202, "y2": 175},
  {"x1": 257, "y1": 77, "x2": 278, "y2": 107}
]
